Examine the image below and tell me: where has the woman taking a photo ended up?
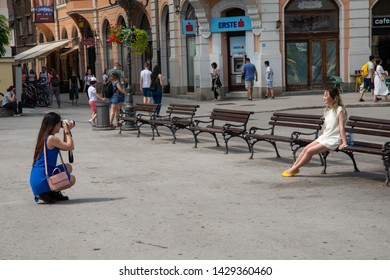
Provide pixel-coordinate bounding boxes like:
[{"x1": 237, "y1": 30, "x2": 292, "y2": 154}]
[
  {"x1": 30, "y1": 112, "x2": 76, "y2": 203},
  {"x1": 282, "y1": 88, "x2": 348, "y2": 177}
]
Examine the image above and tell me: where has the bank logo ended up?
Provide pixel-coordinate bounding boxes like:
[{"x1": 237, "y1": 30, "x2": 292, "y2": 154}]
[{"x1": 211, "y1": 16, "x2": 252, "y2": 33}]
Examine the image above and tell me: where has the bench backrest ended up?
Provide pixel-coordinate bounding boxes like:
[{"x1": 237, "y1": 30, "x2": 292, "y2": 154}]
[
  {"x1": 210, "y1": 108, "x2": 254, "y2": 128},
  {"x1": 134, "y1": 103, "x2": 158, "y2": 114},
  {"x1": 166, "y1": 104, "x2": 200, "y2": 119},
  {"x1": 269, "y1": 112, "x2": 323, "y2": 133},
  {"x1": 346, "y1": 116, "x2": 390, "y2": 144}
]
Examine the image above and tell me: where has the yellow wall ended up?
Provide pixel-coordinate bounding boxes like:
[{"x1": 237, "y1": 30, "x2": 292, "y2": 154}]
[{"x1": 0, "y1": 58, "x2": 14, "y2": 94}]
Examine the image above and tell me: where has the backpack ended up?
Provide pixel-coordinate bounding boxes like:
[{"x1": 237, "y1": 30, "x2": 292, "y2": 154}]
[
  {"x1": 103, "y1": 81, "x2": 115, "y2": 98},
  {"x1": 51, "y1": 75, "x2": 60, "y2": 87},
  {"x1": 361, "y1": 62, "x2": 369, "y2": 77}
]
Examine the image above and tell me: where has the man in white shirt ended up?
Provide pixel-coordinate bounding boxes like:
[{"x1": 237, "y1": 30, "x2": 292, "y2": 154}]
[
  {"x1": 358, "y1": 55, "x2": 375, "y2": 102},
  {"x1": 264, "y1": 61, "x2": 274, "y2": 99},
  {"x1": 140, "y1": 62, "x2": 152, "y2": 104}
]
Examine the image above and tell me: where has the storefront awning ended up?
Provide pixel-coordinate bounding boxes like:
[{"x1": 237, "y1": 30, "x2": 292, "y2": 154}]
[
  {"x1": 14, "y1": 40, "x2": 71, "y2": 61},
  {"x1": 59, "y1": 45, "x2": 79, "y2": 57}
]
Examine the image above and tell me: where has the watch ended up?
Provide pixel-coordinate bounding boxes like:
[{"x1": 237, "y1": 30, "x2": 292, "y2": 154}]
[{"x1": 65, "y1": 132, "x2": 71, "y2": 135}]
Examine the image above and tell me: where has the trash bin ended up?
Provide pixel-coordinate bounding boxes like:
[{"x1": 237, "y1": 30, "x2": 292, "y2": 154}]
[{"x1": 95, "y1": 101, "x2": 111, "y2": 130}]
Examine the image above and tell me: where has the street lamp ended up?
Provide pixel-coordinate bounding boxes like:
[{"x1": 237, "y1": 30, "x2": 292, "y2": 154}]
[
  {"x1": 173, "y1": 0, "x2": 181, "y2": 15},
  {"x1": 109, "y1": 0, "x2": 149, "y2": 131}
]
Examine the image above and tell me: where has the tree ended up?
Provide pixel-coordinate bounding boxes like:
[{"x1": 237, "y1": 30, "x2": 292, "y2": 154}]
[{"x1": 0, "y1": 14, "x2": 11, "y2": 57}]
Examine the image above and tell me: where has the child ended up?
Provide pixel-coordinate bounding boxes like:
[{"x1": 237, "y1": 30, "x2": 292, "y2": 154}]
[{"x1": 88, "y1": 77, "x2": 105, "y2": 126}]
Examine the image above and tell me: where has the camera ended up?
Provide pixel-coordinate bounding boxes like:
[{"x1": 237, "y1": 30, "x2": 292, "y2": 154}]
[{"x1": 62, "y1": 119, "x2": 75, "y2": 126}]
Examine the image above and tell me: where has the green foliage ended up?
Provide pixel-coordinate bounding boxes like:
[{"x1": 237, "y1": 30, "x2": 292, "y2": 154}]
[
  {"x1": 117, "y1": 26, "x2": 149, "y2": 55},
  {"x1": 0, "y1": 14, "x2": 11, "y2": 57}
]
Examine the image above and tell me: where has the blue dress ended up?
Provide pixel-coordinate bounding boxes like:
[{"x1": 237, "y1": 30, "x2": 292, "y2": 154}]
[{"x1": 29, "y1": 135, "x2": 69, "y2": 198}]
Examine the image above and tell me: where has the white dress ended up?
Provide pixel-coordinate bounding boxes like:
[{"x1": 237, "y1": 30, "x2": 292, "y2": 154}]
[
  {"x1": 374, "y1": 65, "x2": 389, "y2": 96},
  {"x1": 316, "y1": 106, "x2": 344, "y2": 150}
]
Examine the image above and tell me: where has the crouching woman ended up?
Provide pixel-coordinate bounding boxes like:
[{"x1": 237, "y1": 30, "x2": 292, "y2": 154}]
[{"x1": 30, "y1": 112, "x2": 76, "y2": 203}]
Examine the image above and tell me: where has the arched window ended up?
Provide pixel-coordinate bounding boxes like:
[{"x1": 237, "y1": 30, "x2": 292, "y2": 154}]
[
  {"x1": 39, "y1": 32, "x2": 45, "y2": 43},
  {"x1": 62, "y1": 28, "x2": 68, "y2": 39},
  {"x1": 103, "y1": 19, "x2": 113, "y2": 70}
]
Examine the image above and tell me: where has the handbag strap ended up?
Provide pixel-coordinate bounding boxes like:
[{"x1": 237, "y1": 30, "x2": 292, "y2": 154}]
[{"x1": 43, "y1": 138, "x2": 68, "y2": 177}]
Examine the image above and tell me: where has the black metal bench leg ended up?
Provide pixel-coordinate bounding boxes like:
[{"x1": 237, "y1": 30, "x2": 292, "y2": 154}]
[
  {"x1": 212, "y1": 133, "x2": 220, "y2": 147},
  {"x1": 321, "y1": 152, "x2": 330, "y2": 174},
  {"x1": 341, "y1": 150, "x2": 360, "y2": 172},
  {"x1": 269, "y1": 141, "x2": 281, "y2": 158},
  {"x1": 249, "y1": 141, "x2": 256, "y2": 159},
  {"x1": 383, "y1": 155, "x2": 390, "y2": 186},
  {"x1": 194, "y1": 132, "x2": 199, "y2": 148},
  {"x1": 170, "y1": 127, "x2": 178, "y2": 144}
]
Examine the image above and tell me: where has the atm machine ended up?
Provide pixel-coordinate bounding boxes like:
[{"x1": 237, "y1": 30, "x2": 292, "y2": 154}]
[
  {"x1": 229, "y1": 36, "x2": 246, "y2": 89},
  {"x1": 231, "y1": 54, "x2": 245, "y2": 84}
]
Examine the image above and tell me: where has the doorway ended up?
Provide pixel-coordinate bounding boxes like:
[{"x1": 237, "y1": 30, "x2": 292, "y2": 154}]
[{"x1": 286, "y1": 39, "x2": 338, "y2": 90}]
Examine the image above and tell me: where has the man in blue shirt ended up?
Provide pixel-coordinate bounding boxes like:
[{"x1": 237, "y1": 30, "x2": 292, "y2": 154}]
[{"x1": 241, "y1": 57, "x2": 258, "y2": 101}]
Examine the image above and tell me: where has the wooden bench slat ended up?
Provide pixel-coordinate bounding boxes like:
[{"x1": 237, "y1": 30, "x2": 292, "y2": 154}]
[
  {"x1": 346, "y1": 127, "x2": 390, "y2": 138},
  {"x1": 152, "y1": 103, "x2": 200, "y2": 143},
  {"x1": 268, "y1": 121, "x2": 322, "y2": 130},
  {"x1": 349, "y1": 115, "x2": 390, "y2": 125},
  {"x1": 271, "y1": 116, "x2": 323, "y2": 125},
  {"x1": 192, "y1": 108, "x2": 254, "y2": 153},
  {"x1": 346, "y1": 121, "x2": 390, "y2": 131}
]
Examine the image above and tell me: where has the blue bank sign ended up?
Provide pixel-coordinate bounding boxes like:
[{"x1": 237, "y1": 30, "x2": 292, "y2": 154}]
[{"x1": 210, "y1": 16, "x2": 252, "y2": 33}]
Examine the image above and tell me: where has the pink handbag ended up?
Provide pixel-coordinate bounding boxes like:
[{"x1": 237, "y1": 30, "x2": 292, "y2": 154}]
[{"x1": 44, "y1": 142, "x2": 70, "y2": 191}]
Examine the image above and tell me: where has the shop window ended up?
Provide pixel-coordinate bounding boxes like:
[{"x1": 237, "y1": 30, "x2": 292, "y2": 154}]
[{"x1": 285, "y1": 0, "x2": 338, "y2": 33}]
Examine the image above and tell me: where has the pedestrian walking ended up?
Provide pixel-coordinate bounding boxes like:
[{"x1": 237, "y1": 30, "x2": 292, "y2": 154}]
[
  {"x1": 140, "y1": 62, "x2": 152, "y2": 104},
  {"x1": 83, "y1": 68, "x2": 94, "y2": 100},
  {"x1": 39, "y1": 66, "x2": 50, "y2": 104},
  {"x1": 69, "y1": 70, "x2": 80, "y2": 105},
  {"x1": 102, "y1": 68, "x2": 109, "y2": 85},
  {"x1": 49, "y1": 68, "x2": 61, "y2": 108},
  {"x1": 373, "y1": 58, "x2": 389, "y2": 102},
  {"x1": 241, "y1": 57, "x2": 258, "y2": 101},
  {"x1": 150, "y1": 65, "x2": 164, "y2": 115},
  {"x1": 210, "y1": 62, "x2": 221, "y2": 101},
  {"x1": 358, "y1": 55, "x2": 375, "y2": 102},
  {"x1": 28, "y1": 69, "x2": 37, "y2": 86},
  {"x1": 264, "y1": 61, "x2": 274, "y2": 99}
]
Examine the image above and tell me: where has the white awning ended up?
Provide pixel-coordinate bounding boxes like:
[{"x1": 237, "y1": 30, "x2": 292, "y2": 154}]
[{"x1": 14, "y1": 40, "x2": 71, "y2": 61}]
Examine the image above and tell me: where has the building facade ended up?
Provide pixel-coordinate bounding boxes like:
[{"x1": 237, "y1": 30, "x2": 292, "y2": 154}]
[{"x1": 9, "y1": 0, "x2": 390, "y2": 99}]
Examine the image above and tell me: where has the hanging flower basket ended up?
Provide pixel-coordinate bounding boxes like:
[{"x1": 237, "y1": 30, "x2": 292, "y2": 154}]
[{"x1": 108, "y1": 24, "x2": 149, "y2": 55}]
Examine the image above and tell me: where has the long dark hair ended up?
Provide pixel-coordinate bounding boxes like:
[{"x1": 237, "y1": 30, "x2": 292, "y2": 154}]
[
  {"x1": 151, "y1": 65, "x2": 161, "y2": 81},
  {"x1": 32, "y1": 112, "x2": 61, "y2": 166}
]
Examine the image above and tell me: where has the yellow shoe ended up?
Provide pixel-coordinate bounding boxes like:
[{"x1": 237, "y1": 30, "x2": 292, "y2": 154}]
[{"x1": 282, "y1": 170, "x2": 300, "y2": 177}]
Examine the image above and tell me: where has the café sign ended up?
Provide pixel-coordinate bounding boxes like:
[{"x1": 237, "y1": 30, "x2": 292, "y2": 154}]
[{"x1": 373, "y1": 16, "x2": 390, "y2": 28}]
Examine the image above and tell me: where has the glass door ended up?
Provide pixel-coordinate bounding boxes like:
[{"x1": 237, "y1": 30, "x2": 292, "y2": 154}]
[
  {"x1": 286, "y1": 42, "x2": 308, "y2": 90},
  {"x1": 311, "y1": 41, "x2": 323, "y2": 87},
  {"x1": 186, "y1": 35, "x2": 195, "y2": 92}
]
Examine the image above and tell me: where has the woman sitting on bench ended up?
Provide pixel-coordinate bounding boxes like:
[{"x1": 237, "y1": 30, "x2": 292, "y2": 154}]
[{"x1": 282, "y1": 88, "x2": 348, "y2": 177}]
